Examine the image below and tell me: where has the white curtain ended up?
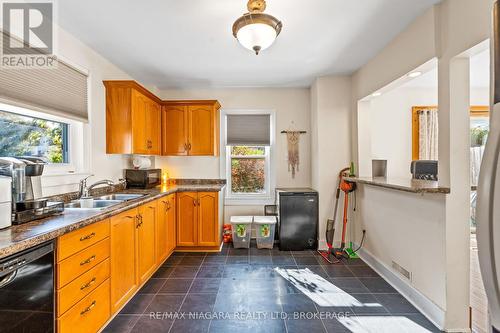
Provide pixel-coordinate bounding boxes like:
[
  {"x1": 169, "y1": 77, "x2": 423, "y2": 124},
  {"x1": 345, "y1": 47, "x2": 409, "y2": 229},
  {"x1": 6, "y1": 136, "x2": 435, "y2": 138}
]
[
  {"x1": 470, "y1": 146, "x2": 485, "y2": 186},
  {"x1": 418, "y1": 109, "x2": 439, "y2": 160}
]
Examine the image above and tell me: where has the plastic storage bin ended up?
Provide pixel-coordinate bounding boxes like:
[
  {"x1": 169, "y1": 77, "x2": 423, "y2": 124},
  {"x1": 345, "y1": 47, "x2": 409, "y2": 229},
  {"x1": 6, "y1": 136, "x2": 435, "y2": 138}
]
[
  {"x1": 230, "y1": 216, "x2": 253, "y2": 248},
  {"x1": 253, "y1": 216, "x2": 277, "y2": 249}
]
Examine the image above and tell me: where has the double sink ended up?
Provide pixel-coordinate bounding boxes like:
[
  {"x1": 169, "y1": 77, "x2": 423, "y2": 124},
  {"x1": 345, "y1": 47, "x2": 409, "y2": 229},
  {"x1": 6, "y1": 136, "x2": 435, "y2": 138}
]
[{"x1": 64, "y1": 193, "x2": 146, "y2": 210}]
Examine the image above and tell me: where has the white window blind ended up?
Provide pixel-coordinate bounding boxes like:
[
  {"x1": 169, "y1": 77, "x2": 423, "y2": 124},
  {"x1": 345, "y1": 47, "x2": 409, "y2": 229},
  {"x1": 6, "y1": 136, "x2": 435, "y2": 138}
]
[
  {"x1": 0, "y1": 36, "x2": 88, "y2": 122},
  {"x1": 227, "y1": 114, "x2": 271, "y2": 146}
]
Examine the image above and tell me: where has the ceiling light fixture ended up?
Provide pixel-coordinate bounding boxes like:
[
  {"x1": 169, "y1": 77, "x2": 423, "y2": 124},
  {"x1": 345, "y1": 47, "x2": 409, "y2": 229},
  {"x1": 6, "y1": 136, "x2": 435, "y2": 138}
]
[
  {"x1": 408, "y1": 71, "x2": 422, "y2": 78},
  {"x1": 232, "y1": 0, "x2": 283, "y2": 55}
]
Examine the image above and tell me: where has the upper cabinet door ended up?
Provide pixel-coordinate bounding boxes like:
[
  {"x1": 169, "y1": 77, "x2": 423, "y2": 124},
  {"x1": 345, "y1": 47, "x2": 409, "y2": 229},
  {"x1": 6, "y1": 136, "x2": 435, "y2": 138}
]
[
  {"x1": 131, "y1": 90, "x2": 149, "y2": 154},
  {"x1": 162, "y1": 106, "x2": 188, "y2": 156},
  {"x1": 146, "y1": 98, "x2": 161, "y2": 155},
  {"x1": 188, "y1": 105, "x2": 216, "y2": 156}
]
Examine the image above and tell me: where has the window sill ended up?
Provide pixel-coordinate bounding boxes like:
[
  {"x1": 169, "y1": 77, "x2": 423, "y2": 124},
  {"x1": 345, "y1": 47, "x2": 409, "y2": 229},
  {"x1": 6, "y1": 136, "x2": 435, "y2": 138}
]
[{"x1": 225, "y1": 196, "x2": 274, "y2": 206}]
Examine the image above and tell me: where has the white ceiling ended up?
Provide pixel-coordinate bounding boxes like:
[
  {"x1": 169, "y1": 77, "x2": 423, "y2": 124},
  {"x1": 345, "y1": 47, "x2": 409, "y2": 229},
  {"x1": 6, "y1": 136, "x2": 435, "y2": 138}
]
[{"x1": 58, "y1": 0, "x2": 440, "y2": 89}]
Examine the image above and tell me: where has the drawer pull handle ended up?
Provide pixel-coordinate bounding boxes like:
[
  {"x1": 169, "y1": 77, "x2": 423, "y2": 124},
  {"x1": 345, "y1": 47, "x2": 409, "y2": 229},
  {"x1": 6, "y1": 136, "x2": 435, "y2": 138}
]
[
  {"x1": 80, "y1": 255, "x2": 96, "y2": 266},
  {"x1": 80, "y1": 301, "x2": 96, "y2": 315},
  {"x1": 80, "y1": 277, "x2": 96, "y2": 290},
  {"x1": 80, "y1": 232, "x2": 96, "y2": 241}
]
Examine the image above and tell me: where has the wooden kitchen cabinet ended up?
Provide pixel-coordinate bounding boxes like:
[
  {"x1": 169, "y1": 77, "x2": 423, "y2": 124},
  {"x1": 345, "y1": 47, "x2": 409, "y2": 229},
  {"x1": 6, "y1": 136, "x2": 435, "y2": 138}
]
[
  {"x1": 177, "y1": 191, "x2": 220, "y2": 248},
  {"x1": 177, "y1": 192, "x2": 198, "y2": 246},
  {"x1": 157, "y1": 194, "x2": 176, "y2": 265},
  {"x1": 104, "y1": 81, "x2": 161, "y2": 155},
  {"x1": 137, "y1": 201, "x2": 157, "y2": 284},
  {"x1": 162, "y1": 101, "x2": 220, "y2": 156},
  {"x1": 197, "y1": 192, "x2": 219, "y2": 246},
  {"x1": 167, "y1": 195, "x2": 177, "y2": 253},
  {"x1": 110, "y1": 209, "x2": 138, "y2": 313},
  {"x1": 162, "y1": 105, "x2": 188, "y2": 156}
]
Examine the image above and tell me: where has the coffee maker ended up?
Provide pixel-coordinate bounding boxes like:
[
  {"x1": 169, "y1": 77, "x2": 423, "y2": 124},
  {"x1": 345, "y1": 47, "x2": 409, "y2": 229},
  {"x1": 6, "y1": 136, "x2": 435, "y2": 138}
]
[{"x1": 0, "y1": 157, "x2": 64, "y2": 225}]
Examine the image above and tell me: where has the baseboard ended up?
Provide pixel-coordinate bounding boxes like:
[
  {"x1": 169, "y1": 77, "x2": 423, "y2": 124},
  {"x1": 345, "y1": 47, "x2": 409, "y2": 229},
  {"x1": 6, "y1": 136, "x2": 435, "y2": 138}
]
[{"x1": 353, "y1": 243, "x2": 449, "y2": 331}]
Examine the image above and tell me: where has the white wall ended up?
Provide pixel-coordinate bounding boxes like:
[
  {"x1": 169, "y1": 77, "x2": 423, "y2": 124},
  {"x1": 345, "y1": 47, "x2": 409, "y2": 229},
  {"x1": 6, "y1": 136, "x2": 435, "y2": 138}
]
[
  {"x1": 310, "y1": 76, "x2": 352, "y2": 249},
  {"x1": 156, "y1": 88, "x2": 311, "y2": 222},
  {"x1": 350, "y1": 0, "x2": 494, "y2": 330},
  {"x1": 369, "y1": 87, "x2": 438, "y2": 178},
  {"x1": 41, "y1": 26, "x2": 139, "y2": 195}
]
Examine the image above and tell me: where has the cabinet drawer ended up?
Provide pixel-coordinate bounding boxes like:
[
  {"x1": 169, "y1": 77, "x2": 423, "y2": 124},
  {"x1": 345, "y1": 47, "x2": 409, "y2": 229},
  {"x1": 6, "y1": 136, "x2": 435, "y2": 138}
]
[
  {"x1": 57, "y1": 258, "x2": 110, "y2": 315},
  {"x1": 58, "y1": 278, "x2": 111, "y2": 333},
  {"x1": 57, "y1": 238, "x2": 110, "y2": 288},
  {"x1": 58, "y1": 220, "x2": 110, "y2": 261}
]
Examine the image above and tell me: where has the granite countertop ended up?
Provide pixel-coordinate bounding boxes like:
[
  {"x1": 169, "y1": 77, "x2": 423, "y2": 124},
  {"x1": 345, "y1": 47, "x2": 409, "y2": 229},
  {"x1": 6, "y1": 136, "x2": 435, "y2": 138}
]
[
  {"x1": 0, "y1": 180, "x2": 225, "y2": 259},
  {"x1": 344, "y1": 176, "x2": 450, "y2": 194}
]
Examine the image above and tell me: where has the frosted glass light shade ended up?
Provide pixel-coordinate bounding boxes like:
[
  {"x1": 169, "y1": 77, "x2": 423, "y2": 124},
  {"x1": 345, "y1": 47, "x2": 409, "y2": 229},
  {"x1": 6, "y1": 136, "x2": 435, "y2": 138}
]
[{"x1": 236, "y1": 23, "x2": 277, "y2": 54}]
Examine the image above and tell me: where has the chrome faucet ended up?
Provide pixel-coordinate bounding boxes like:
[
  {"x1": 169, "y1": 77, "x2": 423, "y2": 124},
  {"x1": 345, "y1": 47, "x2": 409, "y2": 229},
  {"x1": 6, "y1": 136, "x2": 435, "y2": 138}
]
[{"x1": 78, "y1": 175, "x2": 116, "y2": 198}]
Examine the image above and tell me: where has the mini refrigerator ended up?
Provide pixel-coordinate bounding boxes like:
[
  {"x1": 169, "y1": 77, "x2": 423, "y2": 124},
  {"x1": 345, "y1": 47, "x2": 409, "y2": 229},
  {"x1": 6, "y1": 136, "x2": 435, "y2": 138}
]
[{"x1": 276, "y1": 188, "x2": 318, "y2": 251}]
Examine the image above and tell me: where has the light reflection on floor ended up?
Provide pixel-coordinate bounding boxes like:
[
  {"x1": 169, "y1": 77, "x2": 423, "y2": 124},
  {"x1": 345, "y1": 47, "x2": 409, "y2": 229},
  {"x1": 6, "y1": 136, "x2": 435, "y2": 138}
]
[
  {"x1": 275, "y1": 267, "x2": 435, "y2": 333},
  {"x1": 275, "y1": 267, "x2": 381, "y2": 308},
  {"x1": 339, "y1": 315, "x2": 435, "y2": 333}
]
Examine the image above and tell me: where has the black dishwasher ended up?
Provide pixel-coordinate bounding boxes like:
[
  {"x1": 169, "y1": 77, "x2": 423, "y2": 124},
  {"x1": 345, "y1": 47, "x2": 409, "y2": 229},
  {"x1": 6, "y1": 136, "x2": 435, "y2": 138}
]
[
  {"x1": 0, "y1": 242, "x2": 54, "y2": 333},
  {"x1": 277, "y1": 188, "x2": 318, "y2": 251}
]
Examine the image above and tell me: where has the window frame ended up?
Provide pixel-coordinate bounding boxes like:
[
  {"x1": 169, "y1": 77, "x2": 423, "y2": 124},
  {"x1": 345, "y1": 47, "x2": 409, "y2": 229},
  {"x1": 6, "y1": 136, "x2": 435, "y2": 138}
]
[
  {"x1": 227, "y1": 145, "x2": 271, "y2": 198},
  {"x1": 0, "y1": 109, "x2": 70, "y2": 164},
  {"x1": 220, "y1": 109, "x2": 276, "y2": 206},
  {"x1": 0, "y1": 102, "x2": 89, "y2": 176}
]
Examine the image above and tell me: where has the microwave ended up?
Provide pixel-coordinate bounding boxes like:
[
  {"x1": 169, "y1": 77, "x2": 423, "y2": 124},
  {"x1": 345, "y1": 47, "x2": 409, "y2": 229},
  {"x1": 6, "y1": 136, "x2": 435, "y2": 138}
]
[{"x1": 125, "y1": 169, "x2": 161, "y2": 189}]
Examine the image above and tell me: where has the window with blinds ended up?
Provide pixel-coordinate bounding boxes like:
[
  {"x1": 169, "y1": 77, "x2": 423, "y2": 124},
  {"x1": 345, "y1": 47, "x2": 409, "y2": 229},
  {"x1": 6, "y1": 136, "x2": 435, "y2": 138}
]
[
  {"x1": 0, "y1": 57, "x2": 89, "y2": 122},
  {"x1": 225, "y1": 113, "x2": 272, "y2": 198},
  {"x1": 227, "y1": 114, "x2": 271, "y2": 146}
]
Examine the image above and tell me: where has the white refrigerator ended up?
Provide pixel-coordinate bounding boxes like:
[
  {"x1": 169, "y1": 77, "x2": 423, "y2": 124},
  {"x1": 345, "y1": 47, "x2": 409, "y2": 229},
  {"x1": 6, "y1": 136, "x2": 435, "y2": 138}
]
[{"x1": 477, "y1": 1, "x2": 500, "y2": 332}]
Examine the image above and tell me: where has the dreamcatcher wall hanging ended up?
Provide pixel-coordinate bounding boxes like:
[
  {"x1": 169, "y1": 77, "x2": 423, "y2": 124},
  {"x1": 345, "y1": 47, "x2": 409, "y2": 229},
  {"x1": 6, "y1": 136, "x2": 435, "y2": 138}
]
[{"x1": 281, "y1": 122, "x2": 306, "y2": 179}]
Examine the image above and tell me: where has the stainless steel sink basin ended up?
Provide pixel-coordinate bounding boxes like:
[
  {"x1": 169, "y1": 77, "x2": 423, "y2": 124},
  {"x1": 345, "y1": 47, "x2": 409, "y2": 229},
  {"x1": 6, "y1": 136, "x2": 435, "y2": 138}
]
[
  {"x1": 93, "y1": 193, "x2": 146, "y2": 201},
  {"x1": 64, "y1": 199, "x2": 122, "y2": 209}
]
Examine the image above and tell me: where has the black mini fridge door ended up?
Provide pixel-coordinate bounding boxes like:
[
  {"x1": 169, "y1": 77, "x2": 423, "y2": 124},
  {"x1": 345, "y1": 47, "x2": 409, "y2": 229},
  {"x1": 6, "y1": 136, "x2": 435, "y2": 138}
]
[{"x1": 278, "y1": 193, "x2": 318, "y2": 251}]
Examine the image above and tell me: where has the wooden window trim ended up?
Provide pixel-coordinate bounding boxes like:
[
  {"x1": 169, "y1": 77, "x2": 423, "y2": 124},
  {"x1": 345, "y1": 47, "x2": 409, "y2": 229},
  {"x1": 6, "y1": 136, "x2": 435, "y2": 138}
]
[{"x1": 411, "y1": 105, "x2": 489, "y2": 160}]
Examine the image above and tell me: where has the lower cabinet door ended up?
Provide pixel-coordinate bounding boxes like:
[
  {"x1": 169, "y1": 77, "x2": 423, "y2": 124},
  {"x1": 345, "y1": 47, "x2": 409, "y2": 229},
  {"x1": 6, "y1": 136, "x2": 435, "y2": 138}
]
[
  {"x1": 167, "y1": 194, "x2": 176, "y2": 252},
  {"x1": 137, "y1": 202, "x2": 157, "y2": 283},
  {"x1": 197, "y1": 192, "x2": 219, "y2": 246},
  {"x1": 177, "y1": 192, "x2": 198, "y2": 246},
  {"x1": 110, "y1": 209, "x2": 138, "y2": 313},
  {"x1": 156, "y1": 199, "x2": 169, "y2": 265},
  {"x1": 58, "y1": 279, "x2": 111, "y2": 333}
]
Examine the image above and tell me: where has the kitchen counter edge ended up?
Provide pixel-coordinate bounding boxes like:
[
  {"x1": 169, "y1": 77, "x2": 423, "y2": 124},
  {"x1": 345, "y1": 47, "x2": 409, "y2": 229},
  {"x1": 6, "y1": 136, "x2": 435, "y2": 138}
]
[
  {"x1": 0, "y1": 184, "x2": 225, "y2": 259},
  {"x1": 344, "y1": 176, "x2": 451, "y2": 194}
]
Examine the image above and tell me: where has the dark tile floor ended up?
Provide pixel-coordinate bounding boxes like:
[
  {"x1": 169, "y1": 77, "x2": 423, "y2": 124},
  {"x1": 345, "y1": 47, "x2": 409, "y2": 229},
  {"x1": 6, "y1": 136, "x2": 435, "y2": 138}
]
[{"x1": 103, "y1": 242, "x2": 441, "y2": 333}]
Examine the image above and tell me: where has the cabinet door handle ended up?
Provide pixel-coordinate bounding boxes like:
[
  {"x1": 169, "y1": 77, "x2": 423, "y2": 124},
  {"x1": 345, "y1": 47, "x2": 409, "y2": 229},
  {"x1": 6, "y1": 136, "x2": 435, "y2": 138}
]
[
  {"x1": 80, "y1": 255, "x2": 96, "y2": 266},
  {"x1": 80, "y1": 277, "x2": 96, "y2": 290},
  {"x1": 184, "y1": 143, "x2": 188, "y2": 151},
  {"x1": 80, "y1": 301, "x2": 96, "y2": 316},
  {"x1": 193, "y1": 199, "x2": 197, "y2": 206},
  {"x1": 125, "y1": 215, "x2": 135, "y2": 219},
  {"x1": 80, "y1": 232, "x2": 95, "y2": 242},
  {"x1": 188, "y1": 142, "x2": 192, "y2": 150}
]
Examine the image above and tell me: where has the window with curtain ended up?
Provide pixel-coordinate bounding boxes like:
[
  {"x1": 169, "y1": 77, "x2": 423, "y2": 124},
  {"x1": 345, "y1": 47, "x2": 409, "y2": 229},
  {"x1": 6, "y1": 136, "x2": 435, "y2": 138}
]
[
  {"x1": 418, "y1": 108, "x2": 439, "y2": 160},
  {"x1": 225, "y1": 113, "x2": 272, "y2": 199}
]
